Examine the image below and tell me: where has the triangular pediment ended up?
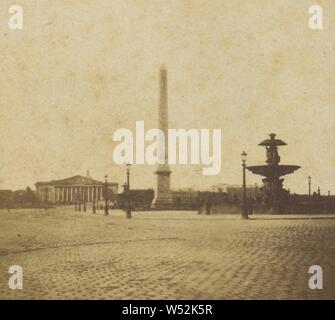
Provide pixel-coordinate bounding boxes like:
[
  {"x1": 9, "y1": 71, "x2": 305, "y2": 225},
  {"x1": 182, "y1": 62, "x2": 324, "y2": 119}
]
[{"x1": 54, "y1": 175, "x2": 102, "y2": 185}]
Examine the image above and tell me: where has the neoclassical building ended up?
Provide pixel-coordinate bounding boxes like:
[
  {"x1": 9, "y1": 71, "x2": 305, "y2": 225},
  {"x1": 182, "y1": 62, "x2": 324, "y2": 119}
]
[{"x1": 35, "y1": 175, "x2": 118, "y2": 204}]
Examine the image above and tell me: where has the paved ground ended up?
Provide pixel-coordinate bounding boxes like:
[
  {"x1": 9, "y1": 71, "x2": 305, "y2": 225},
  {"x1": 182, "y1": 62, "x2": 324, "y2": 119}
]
[{"x1": 0, "y1": 208, "x2": 335, "y2": 300}]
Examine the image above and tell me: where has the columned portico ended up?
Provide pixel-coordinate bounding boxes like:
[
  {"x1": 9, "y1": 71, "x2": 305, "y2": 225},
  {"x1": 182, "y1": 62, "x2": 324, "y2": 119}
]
[{"x1": 35, "y1": 175, "x2": 118, "y2": 205}]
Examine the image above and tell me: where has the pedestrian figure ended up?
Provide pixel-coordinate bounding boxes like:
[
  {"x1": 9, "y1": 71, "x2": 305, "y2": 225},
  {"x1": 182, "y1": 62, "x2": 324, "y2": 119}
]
[{"x1": 126, "y1": 203, "x2": 132, "y2": 219}]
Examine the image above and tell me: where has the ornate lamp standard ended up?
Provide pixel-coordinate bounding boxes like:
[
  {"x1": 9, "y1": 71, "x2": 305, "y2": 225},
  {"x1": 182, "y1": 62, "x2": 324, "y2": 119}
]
[
  {"x1": 104, "y1": 175, "x2": 109, "y2": 216},
  {"x1": 126, "y1": 163, "x2": 130, "y2": 189},
  {"x1": 126, "y1": 163, "x2": 131, "y2": 219},
  {"x1": 241, "y1": 151, "x2": 248, "y2": 219},
  {"x1": 308, "y1": 176, "x2": 311, "y2": 196}
]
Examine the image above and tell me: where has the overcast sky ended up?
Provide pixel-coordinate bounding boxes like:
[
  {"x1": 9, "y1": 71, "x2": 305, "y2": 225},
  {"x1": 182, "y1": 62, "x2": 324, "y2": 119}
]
[{"x1": 0, "y1": 0, "x2": 334, "y2": 194}]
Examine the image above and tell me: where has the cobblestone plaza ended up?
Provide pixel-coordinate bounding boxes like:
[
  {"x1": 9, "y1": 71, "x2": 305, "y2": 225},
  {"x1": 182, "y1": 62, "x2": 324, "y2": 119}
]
[{"x1": 1, "y1": 208, "x2": 335, "y2": 300}]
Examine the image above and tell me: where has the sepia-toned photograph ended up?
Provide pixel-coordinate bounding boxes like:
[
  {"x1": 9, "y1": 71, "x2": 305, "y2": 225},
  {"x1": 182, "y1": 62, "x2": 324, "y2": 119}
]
[{"x1": 0, "y1": 0, "x2": 334, "y2": 304}]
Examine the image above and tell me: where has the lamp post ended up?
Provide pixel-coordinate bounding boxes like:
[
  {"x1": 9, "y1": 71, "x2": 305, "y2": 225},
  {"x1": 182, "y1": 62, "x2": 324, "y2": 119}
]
[
  {"x1": 126, "y1": 163, "x2": 131, "y2": 219},
  {"x1": 241, "y1": 151, "x2": 248, "y2": 219},
  {"x1": 308, "y1": 176, "x2": 311, "y2": 196},
  {"x1": 104, "y1": 174, "x2": 109, "y2": 216},
  {"x1": 126, "y1": 163, "x2": 130, "y2": 189}
]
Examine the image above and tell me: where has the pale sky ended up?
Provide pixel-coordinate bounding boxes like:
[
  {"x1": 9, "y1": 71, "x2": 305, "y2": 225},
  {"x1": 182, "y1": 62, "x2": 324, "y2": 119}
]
[{"x1": 0, "y1": 0, "x2": 334, "y2": 194}]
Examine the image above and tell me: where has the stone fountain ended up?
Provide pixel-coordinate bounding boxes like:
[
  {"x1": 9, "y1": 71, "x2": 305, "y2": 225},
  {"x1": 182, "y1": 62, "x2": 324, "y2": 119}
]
[{"x1": 246, "y1": 133, "x2": 301, "y2": 213}]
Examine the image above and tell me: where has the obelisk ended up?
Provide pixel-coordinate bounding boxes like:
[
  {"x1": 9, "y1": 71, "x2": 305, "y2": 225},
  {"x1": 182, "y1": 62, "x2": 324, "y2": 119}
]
[{"x1": 152, "y1": 66, "x2": 173, "y2": 209}]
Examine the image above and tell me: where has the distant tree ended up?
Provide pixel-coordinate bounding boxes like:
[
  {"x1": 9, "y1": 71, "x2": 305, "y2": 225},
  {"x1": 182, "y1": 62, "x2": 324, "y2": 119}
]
[
  {"x1": 24, "y1": 187, "x2": 36, "y2": 204},
  {"x1": 12, "y1": 187, "x2": 36, "y2": 206}
]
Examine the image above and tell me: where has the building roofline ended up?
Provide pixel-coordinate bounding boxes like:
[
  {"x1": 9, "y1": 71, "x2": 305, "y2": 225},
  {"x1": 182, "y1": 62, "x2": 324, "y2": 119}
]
[{"x1": 35, "y1": 175, "x2": 118, "y2": 186}]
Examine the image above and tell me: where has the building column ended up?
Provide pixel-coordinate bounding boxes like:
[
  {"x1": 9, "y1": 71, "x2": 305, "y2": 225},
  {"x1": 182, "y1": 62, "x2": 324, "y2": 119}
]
[
  {"x1": 72, "y1": 187, "x2": 75, "y2": 203},
  {"x1": 70, "y1": 187, "x2": 73, "y2": 203}
]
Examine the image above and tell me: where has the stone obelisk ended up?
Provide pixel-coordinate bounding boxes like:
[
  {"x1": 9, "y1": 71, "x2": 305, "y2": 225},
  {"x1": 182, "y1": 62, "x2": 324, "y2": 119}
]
[{"x1": 152, "y1": 66, "x2": 173, "y2": 209}]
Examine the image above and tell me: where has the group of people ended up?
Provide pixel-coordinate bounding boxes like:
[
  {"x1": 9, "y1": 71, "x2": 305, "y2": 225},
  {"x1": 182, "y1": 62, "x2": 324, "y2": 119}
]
[{"x1": 197, "y1": 196, "x2": 255, "y2": 215}]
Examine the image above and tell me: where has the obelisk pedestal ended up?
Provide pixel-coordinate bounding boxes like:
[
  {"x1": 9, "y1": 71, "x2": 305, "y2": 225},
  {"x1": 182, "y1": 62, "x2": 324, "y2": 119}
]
[{"x1": 152, "y1": 66, "x2": 174, "y2": 209}]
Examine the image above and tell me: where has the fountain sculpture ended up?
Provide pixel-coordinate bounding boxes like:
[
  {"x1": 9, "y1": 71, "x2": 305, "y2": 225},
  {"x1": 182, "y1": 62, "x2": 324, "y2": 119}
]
[{"x1": 246, "y1": 133, "x2": 301, "y2": 213}]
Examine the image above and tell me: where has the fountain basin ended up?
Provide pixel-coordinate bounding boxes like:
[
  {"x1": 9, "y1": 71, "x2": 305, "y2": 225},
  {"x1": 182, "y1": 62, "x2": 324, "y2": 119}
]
[{"x1": 246, "y1": 165, "x2": 301, "y2": 177}]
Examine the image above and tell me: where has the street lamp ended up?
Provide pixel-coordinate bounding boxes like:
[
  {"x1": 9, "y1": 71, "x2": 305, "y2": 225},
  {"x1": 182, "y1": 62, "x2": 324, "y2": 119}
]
[
  {"x1": 126, "y1": 163, "x2": 131, "y2": 189},
  {"x1": 241, "y1": 151, "x2": 248, "y2": 219},
  {"x1": 104, "y1": 174, "x2": 109, "y2": 216},
  {"x1": 126, "y1": 163, "x2": 131, "y2": 219},
  {"x1": 308, "y1": 176, "x2": 311, "y2": 196}
]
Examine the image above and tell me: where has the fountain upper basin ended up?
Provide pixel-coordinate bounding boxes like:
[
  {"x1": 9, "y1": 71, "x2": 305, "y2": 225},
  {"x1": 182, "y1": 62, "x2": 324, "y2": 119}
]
[{"x1": 246, "y1": 165, "x2": 301, "y2": 177}]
